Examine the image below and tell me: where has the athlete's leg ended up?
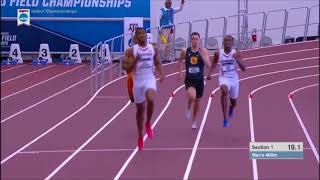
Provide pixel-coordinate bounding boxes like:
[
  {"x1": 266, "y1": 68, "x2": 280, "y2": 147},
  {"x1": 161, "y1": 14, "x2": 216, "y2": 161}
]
[
  {"x1": 220, "y1": 85, "x2": 229, "y2": 121},
  {"x1": 191, "y1": 97, "x2": 200, "y2": 129},
  {"x1": 136, "y1": 102, "x2": 145, "y2": 139},
  {"x1": 192, "y1": 80, "x2": 204, "y2": 128},
  {"x1": 133, "y1": 79, "x2": 146, "y2": 150},
  {"x1": 186, "y1": 86, "x2": 196, "y2": 121},
  {"x1": 146, "y1": 89, "x2": 155, "y2": 125},
  {"x1": 145, "y1": 89, "x2": 155, "y2": 139},
  {"x1": 127, "y1": 72, "x2": 134, "y2": 102},
  {"x1": 193, "y1": 98, "x2": 200, "y2": 120},
  {"x1": 219, "y1": 76, "x2": 232, "y2": 127},
  {"x1": 229, "y1": 98, "x2": 237, "y2": 118},
  {"x1": 187, "y1": 86, "x2": 196, "y2": 110},
  {"x1": 229, "y1": 79, "x2": 239, "y2": 118},
  {"x1": 230, "y1": 98, "x2": 237, "y2": 107}
]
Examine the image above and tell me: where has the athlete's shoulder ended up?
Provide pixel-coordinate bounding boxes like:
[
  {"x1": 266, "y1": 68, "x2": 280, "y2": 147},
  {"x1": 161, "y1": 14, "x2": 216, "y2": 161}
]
[
  {"x1": 131, "y1": 44, "x2": 137, "y2": 51},
  {"x1": 216, "y1": 49, "x2": 222, "y2": 56},
  {"x1": 125, "y1": 47, "x2": 133, "y2": 54},
  {"x1": 200, "y1": 47, "x2": 209, "y2": 53},
  {"x1": 234, "y1": 49, "x2": 242, "y2": 59},
  {"x1": 180, "y1": 47, "x2": 188, "y2": 53},
  {"x1": 147, "y1": 43, "x2": 154, "y2": 48},
  {"x1": 213, "y1": 50, "x2": 220, "y2": 61},
  {"x1": 133, "y1": 44, "x2": 139, "y2": 48},
  {"x1": 147, "y1": 43, "x2": 156, "y2": 53},
  {"x1": 232, "y1": 48, "x2": 238, "y2": 53}
]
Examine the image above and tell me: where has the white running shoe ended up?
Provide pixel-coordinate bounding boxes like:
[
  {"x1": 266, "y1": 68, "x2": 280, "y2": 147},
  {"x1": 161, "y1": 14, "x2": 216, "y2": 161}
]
[{"x1": 192, "y1": 121, "x2": 198, "y2": 129}]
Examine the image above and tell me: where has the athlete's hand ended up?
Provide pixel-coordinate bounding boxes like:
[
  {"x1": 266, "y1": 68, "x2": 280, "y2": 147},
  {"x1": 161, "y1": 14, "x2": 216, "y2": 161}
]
[
  {"x1": 199, "y1": 48, "x2": 205, "y2": 57},
  {"x1": 159, "y1": 74, "x2": 165, "y2": 83}
]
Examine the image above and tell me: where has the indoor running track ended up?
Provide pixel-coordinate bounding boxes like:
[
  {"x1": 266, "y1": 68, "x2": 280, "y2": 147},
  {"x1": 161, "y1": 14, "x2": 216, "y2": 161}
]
[{"x1": 1, "y1": 40, "x2": 319, "y2": 180}]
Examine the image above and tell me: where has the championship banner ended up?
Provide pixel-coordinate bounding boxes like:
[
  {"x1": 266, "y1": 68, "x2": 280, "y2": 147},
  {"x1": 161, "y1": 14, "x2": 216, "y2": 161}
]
[
  {"x1": 1, "y1": 0, "x2": 150, "y2": 53},
  {"x1": 124, "y1": 17, "x2": 143, "y2": 50},
  {"x1": 1, "y1": 0, "x2": 147, "y2": 18}
]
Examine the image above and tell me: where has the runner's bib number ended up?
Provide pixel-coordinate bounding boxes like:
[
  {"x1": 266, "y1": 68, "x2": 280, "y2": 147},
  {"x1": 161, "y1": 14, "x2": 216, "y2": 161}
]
[
  {"x1": 221, "y1": 64, "x2": 235, "y2": 72},
  {"x1": 189, "y1": 67, "x2": 200, "y2": 73}
]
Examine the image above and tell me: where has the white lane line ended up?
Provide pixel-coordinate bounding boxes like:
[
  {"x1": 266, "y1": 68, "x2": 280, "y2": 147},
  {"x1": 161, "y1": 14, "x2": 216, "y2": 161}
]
[
  {"x1": 242, "y1": 48, "x2": 319, "y2": 60},
  {"x1": 1, "y1": 65, "x2": 27, "y2": 73},
  {"x1": 208, "y1": 48, "x2": 319, "y2": 60},
  {"x1": 289, "y1": 84, "x2": 319, "y2": 96},
  {"x1": 1, "y1": 65, "x2": 56, "y2": 84},
  {"x1": 248, "y1": 97, "x2": 258, "y2": 180},
  {"x1": 242, "y1": 39, "x2": 319, "y2": 52},
  {"x1": 1, "y1": 62, "x2": 177, "y2": 164},
  {"x1": 114, "y1": 79, "x2": 209, "y2": 180},
  {"x1": 18, "y1": 147, "x2": 316, "y2": 154},
  {"x1": 1, "y1": 61, "x2": 179, "y2": 164},
  {"x1": 184, "y1": 65, "x2": 319, "y2": 180},
  {"x1": 2, "y1": 54, "x2": 316, "y2": 123},
  {"x1": 114, "y1": 95, "x2": 175, "y2": 180},
  {"x1": 248, "y1": 74, "x2": 319, "y2": 179},
  {"x1": 44, "y1": 100, "x2": 132, "y2": 180},
  {"x1": 250, "y1": 75, "x2": 319, "y2": 95},
  {"x1": 45, "y1": 68, "x2": 184, "y2": 179},
  {"x1": 1, "y1": 65, "x2": 86, "y2": 101},
  {"x1": 1, "y1": 64, "x2": 117, "y2": 124},
  {"x1": 95, "y1": 96, "x2": 128, "y2": 99},
  {"x1": 0, "y1": 75, "x2": 126, "y2": 164},
  {"x1": 183, "y1": 87, "x2": 218, "y2": 180},
  {"x1": 288, "y1": 84, "x2": 319, "y2": 163}
]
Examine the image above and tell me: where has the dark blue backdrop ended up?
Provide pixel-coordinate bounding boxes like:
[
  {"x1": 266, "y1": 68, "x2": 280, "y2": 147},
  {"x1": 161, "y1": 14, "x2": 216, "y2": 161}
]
[{"x1": 1, "y1": 0, "x2": 150, "y2": 52}]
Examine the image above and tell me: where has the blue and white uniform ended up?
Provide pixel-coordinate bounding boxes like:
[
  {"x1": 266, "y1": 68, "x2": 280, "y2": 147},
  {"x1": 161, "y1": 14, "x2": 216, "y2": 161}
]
[{"x1": 218, "y1": 49, "x2": 239, "y2": 99}]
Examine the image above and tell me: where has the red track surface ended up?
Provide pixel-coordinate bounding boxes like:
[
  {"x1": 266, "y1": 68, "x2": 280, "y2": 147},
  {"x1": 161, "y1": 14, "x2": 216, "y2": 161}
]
[{"x1": 1, "y1": 40, "x2": 319, "y2": 179}]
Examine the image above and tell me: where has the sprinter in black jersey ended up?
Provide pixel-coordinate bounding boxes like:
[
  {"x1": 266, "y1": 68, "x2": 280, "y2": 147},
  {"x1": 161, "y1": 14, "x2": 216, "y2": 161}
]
[{"x1": 178, "y1": 32, "x2": 211, "y2": 129}]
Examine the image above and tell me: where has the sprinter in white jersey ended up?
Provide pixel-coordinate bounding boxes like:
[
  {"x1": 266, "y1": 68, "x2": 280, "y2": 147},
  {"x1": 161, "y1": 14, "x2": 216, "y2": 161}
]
[
  {"x1": 207, "y1": 35, "x2": 246, "y2": 127},
  {"x1": 123, "y1": 28, "x2": 165, "y2": 150}
]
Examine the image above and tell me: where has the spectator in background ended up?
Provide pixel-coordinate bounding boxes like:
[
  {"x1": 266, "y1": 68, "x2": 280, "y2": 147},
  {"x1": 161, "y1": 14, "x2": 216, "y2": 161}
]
[{"x1": 159, "y1": 0, "x2": 185, "y2": 61}]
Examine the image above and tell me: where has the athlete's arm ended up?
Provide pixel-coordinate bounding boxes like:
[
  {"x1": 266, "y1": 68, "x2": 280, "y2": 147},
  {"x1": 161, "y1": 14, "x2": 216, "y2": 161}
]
[
  {"x1": 154, "y1": 48, "x2": 165, "y2": 82},
  {"x1": 200, "y1": 48, "x2": 211, "y2": 68},
  {"x1": 173, "y1": 0, "x2": 185, "y2": 13},
  {"x1": 178, "y1": 48, "x2": 186, "y2": 80},
  {"x1": 123, "y1": 48, "x2": 135, "y2": 72},
  {"x1": 234, "y1": 50, "x2": 246, "y2": 72},
  {"x1": 206, "y1": 51, "x2": 219, "y2": 80}
]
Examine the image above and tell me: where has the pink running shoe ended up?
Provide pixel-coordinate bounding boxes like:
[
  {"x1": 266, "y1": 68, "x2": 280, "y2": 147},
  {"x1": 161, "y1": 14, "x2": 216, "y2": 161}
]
[
  {"x1": 145, "y1": 123, "x2": 153, "y2": 139},
  {"x1": 138, "y1": 137, "x2": 144, "y2": 151}
]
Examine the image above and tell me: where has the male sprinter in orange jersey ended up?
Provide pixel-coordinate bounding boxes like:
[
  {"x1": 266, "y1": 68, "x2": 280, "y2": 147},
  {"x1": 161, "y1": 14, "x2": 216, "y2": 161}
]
[
  {"x1": 178, "y1": 32, "x2": 211, "y2": 129},
  {"x1": 207, "y1": 35, "x2": 246, "y2": 127},
  {"x1": 123, "y1": 28, "x2": 165, "y2": 150}
]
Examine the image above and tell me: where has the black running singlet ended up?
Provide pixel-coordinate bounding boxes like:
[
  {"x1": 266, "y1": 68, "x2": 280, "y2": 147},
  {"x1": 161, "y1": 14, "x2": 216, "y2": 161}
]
[{"x1": 185, "y1": 47, "x2": 204, "y2": 80}]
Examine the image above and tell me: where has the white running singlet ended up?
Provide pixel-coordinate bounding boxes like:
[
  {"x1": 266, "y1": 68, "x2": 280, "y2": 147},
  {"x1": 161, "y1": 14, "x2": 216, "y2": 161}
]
[
  {"x1": 218, "y1": 49, "x2": 239, "y2": 99},
  {"x1": 133, "y1": 43, "x2": 155, "y2": 79},
  {"x1": 218, "y1": 49, "x2": 238, "y2": 79},
  {"x1": 132, "y1": 43, "x2": 157, "y2": 103}
]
